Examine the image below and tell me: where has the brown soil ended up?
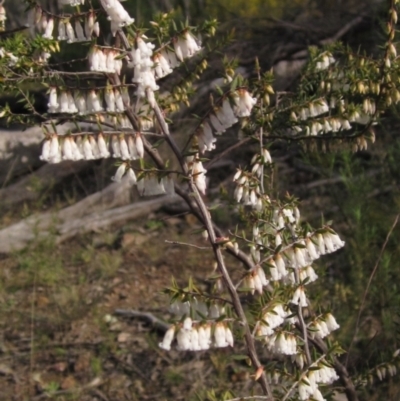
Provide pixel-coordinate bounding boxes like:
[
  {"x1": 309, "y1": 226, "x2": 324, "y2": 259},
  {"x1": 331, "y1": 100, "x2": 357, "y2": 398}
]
[{"x1": 0, "y1": 213, "x2": 252, "y2": 401}]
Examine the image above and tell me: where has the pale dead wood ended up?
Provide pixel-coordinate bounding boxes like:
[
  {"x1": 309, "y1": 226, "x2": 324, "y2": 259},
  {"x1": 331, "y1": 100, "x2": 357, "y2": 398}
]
[
  {"x1": 0, "y1": 160, "x2": 90, "y2": 208},
  {"x1": 56, "y1": 194, "x2": 180, "y2": 243},
  {"x1": 0, "y1": 174, "x2": 179, "y2": 253},
  {"x1": 114, "y1": 309, "x2": 170, "y2": 332}
]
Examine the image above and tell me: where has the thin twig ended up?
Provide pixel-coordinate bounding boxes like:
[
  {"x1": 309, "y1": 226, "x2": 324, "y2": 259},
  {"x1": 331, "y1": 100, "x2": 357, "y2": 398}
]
[
  {"x1": 281, "y1": 354, "x2": 327, "y2": 401},
  {"x1": 206, "y1": 137, "x2": 252, "y2": 168},
  {"x1": 165, "y1": 239, "x2": 211, "y2": 250},
  {"x1": 114, "y1": 309, "x2": 170, "y2": 332},
  {"x1": 225, "y1": 397, "x2": 270, "y2": 401},
  {"x1": 294, "y1": 270, "x2": 312, "y2": 366},
  {"x1": 345, "y1": 214, "x2": 400, "y2": 367}
]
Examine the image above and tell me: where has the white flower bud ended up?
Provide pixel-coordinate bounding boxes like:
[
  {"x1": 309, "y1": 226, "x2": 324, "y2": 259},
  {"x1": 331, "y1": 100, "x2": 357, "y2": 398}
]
[
  {"x1": 291, "y1": 286, "x2": 307, "y2": 307},
  {"x1": 65, "y1": 21, "x2": 75, "y2": 43},
  {"x1": 111, "y1": 135, "x2": 121, "y2": 158},
  {"x1": 40, "y1": 139, "x2": 51, "y2": 161},
  {"x1": 159, "y1": 325, "x2": 175, "y2": 351},
  {"x1": 119, "y1": 137, "x2": 131, "y2": 160},
  {"x1": 135, "y1": 133, "x2": 144, "y2": 158},
  {"x1": 127, "y1": 168, "x2": 137, "y2": 185},
  {"x1": 214, "y1": 323, "x2": 228, "y2": 348},
  {"x1": 97, "y1": 133, "x2": 110, "y2": 158},
  {"x1": 111, "y1": 163, "x2": 127, "y2": 182},
  {"x1": 183, "y1": 317, "x2": 192, "y2": 331}
]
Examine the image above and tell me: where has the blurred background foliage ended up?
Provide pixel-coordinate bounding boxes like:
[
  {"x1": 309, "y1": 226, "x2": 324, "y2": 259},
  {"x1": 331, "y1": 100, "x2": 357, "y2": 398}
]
[{"x1": 2, "y1": 0, "x2": 400, "y2": 399}]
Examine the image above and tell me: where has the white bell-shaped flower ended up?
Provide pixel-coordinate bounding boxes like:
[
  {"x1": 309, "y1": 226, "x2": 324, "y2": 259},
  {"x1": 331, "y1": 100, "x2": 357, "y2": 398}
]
[
  {"x1": 135, "y1": 133, "x2": 144, "y2": 158},
  {"x1": 57, "y1": 20, "x2": 67, "y2": 40},
  {"x1": 111, "y1": 135, "x2": 121, "y2": 158},
  {"x1": 214, "y1": 323, "x2": 229, "y2": 348},
  {"x1": 233, "y1": 89, "x2": 257, "y2": 117},
  {"x1": 115, "y1": 89, "x2": 125, "y2": 112},
  {"x1": 291, "y1": 286, "x2": 307, "y2": 307},
  {"x1": 48, "y1": 87, "x2": 59, "y2": 113},
  {"x1": 74, "y1": 92, "x2": 87, "y2": 115},
  {"x1": 65, "y1": 21, "x2": 75, "y2": 43},
  {"x1": 119, "y1": 137, "x2": 131, "y2": 160},
  {"x1": 85, "y1": 11, "x2": 95, "y2": 38},
  {"x1": 62, "y1": 137, "x2": 73, "y2": 160},
  {"x1": 325, "y1": 313, "x2": 340, "y2": 333},
  {"x1": 49, "y1": 135, "x2": 61, "y2": 163},
  {"x1": 111, "y1": 163, "x2": 127, "y2": 182},
  {"x1": 105, "y1": 88, "x2": 116, "y2": 112},
  {"x1": 43, "y1": 17, "x2": 54, "y2": 39},
  {"x1": 83, "y1": 137, "x2": 95, "y2": 160},
  {"x1": 59, "y1": 92, "x2": 70, "y2": 113},
  {"x1": 40, "y1": 139, "x2": 51, "y2": 161},
  {"x1": 159, "y1": 326, "x2": 175, "y2": 351},
  {"x1": 127, "y1": 136, "x2": 138, "y2": 159},
  {"x1": 97, "y1": 133, "x2": 111, "y2": 158},
  {"x1": 89, "y1": 136, "x2": 101, "y2": 159},
  {"x1": 75, "y1": 20, "x2": 86, "y2": 41},
  {"x1": 127, "y1": 168, "x2": 137, "y2": 186},
  {"x1": 176, "y1": 327, "x2": 191, "y2": 351}
]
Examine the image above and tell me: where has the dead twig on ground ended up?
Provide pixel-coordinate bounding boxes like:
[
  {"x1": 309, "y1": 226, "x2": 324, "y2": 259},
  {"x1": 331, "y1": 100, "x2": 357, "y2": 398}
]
[{"x1": 114, "y1": 309, "x2": 170, "y2": 332}]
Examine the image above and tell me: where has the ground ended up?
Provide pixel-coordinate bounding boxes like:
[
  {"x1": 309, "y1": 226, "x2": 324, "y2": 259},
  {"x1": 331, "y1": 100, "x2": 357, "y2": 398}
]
[{"x1": 0, "y1": 210, "x2": 253, "y2": 401}]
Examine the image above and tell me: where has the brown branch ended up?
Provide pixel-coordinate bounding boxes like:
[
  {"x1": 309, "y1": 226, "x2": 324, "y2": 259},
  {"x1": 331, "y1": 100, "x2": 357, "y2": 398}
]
[
  {"x1": 205, "y1": 137, "x2": 252, "y2": 169},
  {"x1": 116, "y1": 28, "x2": 271, "y2": 398}
]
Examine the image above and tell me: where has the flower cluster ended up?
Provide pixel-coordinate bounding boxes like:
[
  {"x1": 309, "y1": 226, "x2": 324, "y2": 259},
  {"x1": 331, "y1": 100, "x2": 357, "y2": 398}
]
[
  {"x1": 291, "y1": 285, "x2": 307, "y2": 307},
  {"x1": 232, "y1": 88, "x2": 257, "y2": 117},
  {"x1": 28, "y1": 7, "x2": 99, "y2": 42},
  {"x1": 100, "y1": 0, "x2": 134, "y2": 34},
  {"x1": 169, "y1": 300, "x2": 226, "y2": 320},
  {"x1": 308, "y1": 313, "x2": 340, "y2": 339},
  {"x1": 137, "y1": 175, "x2": 175, "y2": 196},
  {"x1": 257, "y1": 303, "x2": 289, "y2": 337},
  {"x1": 298, "y1": 99, "x2": 329, "y2": 121},
  {"x1": 111, "y1": 164, "x2": 175, "y2": 196},
  {"x1": 197, "y1": 90, "x2": 256, "y2": 154},
  {"x1": 186, "y1": 155, "x2": 207, "y2": 195},
  {"x1": 129, "y1": 36, "x2": 158, "y2": 100},
  {"x1": 0, "y1": 47, "x2": 18, "y2": 66},
  {"x1": 232, "y1": 149, "x2": 272, "y2": 209},
  {"x1": 315, "y1": 52, "x2": 336, "y2": 71},
  {"x1": 60, "y1": 0, "x2": 85, "y2": 6},
  {"x1": 152, "y1": 31, "x2": 201, "y2": 80},
  {"x1": 244, "y1": 265, "x2": 269, "y2": 294},
  {"x1": 153, "y1": 50, "x2": 176, "y2": 79},
  {"x1": 267, "y1": 331, "x2": 298, "y2": 355},
  {"x1": 159, "y1": 317, "x2": 234, "y2": 351},
  {"x1": 47, "y1": 88, "x2": 128, "y2": 115},
  {"x1": 0, "y1": 2, "x2": 6, "y2": 31},
  {"x1": 40, "y1": 133, "x2": 144, "y2": 163},
  {"x1": 298, "y1": 363, "x2": 339, "y2": 401},
  {"x1": 266, "y1": 230, "x2": 345, "y2": 275},
  {"x1": 89, "y1": 47, "x2": 122, "y2": 74},
  {"x1": 237, "y1": 184, "x2": 344, "y2": 363},
  {"x1": 375, "y1": 364, "x2": 398, "y2": 381},
  {"x1": 174, "y1": 31, "x2": 202, "y2": 61}
]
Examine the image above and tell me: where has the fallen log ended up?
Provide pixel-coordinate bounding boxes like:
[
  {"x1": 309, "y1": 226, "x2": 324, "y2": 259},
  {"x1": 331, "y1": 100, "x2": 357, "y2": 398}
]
[
  {"x1": 0, "y1": 174, "x2": 179, "y2": 253},
  {"x1": 56, "y1": 194, "x2": 180, "y2": 244},
  {"x1": 0, "y1": 160, "x2": 90, "y2": 209}
]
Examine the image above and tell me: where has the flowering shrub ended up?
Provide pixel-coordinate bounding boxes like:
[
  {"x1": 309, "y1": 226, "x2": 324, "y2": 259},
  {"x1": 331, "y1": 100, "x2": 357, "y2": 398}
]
[{"x1": 1, "y1": 0, "x2": 400, "y2": 400}]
